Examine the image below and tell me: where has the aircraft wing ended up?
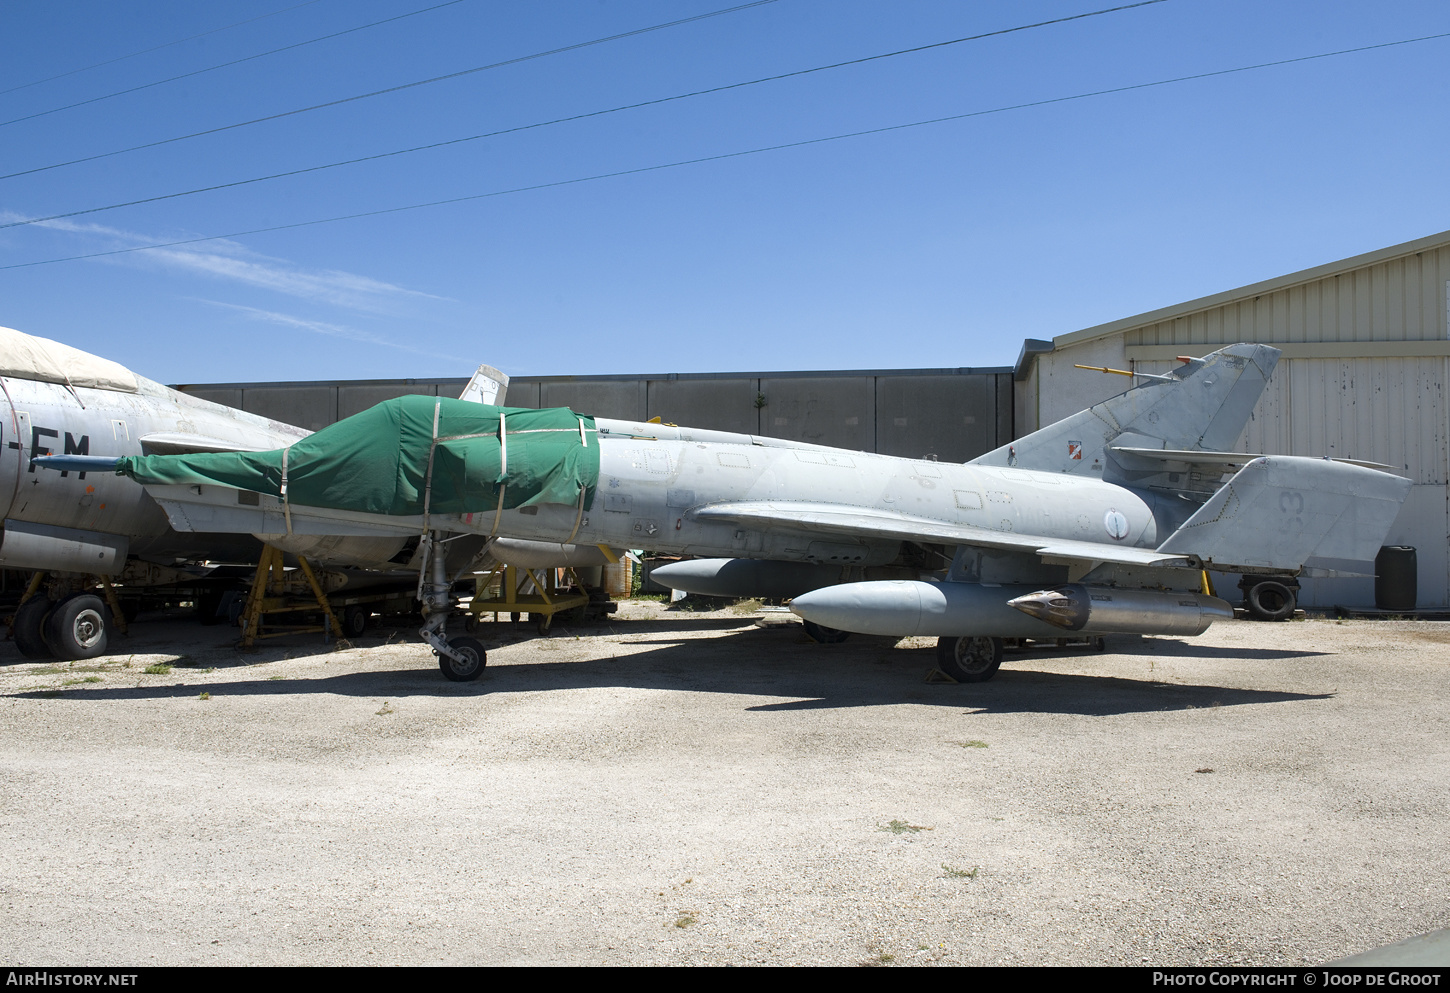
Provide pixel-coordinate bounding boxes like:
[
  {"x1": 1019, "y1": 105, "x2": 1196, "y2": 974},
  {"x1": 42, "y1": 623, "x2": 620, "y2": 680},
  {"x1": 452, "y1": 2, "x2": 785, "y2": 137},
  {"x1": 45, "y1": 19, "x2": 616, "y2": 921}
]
[
  {"x1": 1108, "y1": 446, "x2": 1398, "y2": 472},
  {"x1": 688, "y1": 502, "x2": 1194, "y2": 568}
]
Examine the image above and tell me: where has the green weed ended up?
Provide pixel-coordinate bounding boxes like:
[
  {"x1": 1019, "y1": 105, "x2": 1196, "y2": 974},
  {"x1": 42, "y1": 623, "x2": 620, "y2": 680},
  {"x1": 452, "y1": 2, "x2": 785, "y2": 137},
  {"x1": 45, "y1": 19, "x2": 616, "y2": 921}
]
[{"x1": 879, "y1": 820, "x2": 931, "y2": 835}]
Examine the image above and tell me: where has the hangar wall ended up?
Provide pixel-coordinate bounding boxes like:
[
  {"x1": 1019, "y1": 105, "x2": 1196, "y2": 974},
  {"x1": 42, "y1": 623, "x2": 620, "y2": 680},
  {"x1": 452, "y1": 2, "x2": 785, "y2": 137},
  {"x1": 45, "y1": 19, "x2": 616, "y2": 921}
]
[
  {"x1": 1015, "y1": 229, "x2": 1450, "y2": 609},
  {"x1": 176, "y1": 368, "x2": 1014, "y2": 465}
]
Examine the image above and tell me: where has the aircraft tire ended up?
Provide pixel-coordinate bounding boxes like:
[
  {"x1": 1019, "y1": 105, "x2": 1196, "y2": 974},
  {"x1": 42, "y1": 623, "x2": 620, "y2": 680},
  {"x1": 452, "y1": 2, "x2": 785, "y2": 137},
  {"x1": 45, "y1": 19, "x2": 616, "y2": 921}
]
[
  {"x1": 42, "y1": 594, "x2": 110, "y2": 661},
  {"x1": 1245, "y1": 581, "x2": 1296, "y2": 622},
  {"x1": 936, "y1": 636, "x2": 1003, "y2": 683},
  {"x1": 438, "y1": 636, "x2": 486, "y2": 682},
  {"x1": 13, "y1": 596, "x2": 56, "y2": 660},
  {"x1": 802, "y1": 620, "x2": 850, "y2": 644}
]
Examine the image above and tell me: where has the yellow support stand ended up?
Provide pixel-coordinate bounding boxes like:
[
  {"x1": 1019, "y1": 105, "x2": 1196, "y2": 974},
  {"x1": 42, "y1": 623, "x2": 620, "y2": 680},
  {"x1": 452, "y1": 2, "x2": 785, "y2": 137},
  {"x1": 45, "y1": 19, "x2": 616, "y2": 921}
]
[
  {"x1": 238, "y1": 544, "x2": 352, "y2": 651},
  {"x1": 468, "y1": 562, "x2": 590, "y2": 634}
]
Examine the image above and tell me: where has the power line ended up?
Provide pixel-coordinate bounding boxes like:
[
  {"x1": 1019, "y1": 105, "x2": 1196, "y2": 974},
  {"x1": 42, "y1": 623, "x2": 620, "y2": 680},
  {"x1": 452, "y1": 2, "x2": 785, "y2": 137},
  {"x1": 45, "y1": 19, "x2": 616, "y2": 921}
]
[
  {"x1": 0, "y1": 1, "x2": 472, "y2": 129},
  {"x1": 0, "y1": 0, "x2": 1171, "y2": 228},
  {"x1": 5, "y1": 28, "x2": 1445, "y2": 273},
  {"x1": 0, "y1": 0, "x2": 330, "y2": 98},
  {"x1": 0, "y1": 0, "x2": 784, "y2": 182}
]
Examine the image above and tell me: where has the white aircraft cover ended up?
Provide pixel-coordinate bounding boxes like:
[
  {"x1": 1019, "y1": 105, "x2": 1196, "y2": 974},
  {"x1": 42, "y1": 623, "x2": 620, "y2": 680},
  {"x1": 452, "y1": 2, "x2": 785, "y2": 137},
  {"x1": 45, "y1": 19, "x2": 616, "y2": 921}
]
[{"x1": 0, "y1": 326, "x2": 139, "y2": 393}]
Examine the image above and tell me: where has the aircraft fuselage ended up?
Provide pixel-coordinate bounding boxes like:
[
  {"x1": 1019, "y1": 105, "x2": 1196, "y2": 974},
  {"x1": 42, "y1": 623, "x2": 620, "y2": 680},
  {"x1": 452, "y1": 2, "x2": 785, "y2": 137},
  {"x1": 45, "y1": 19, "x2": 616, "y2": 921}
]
[{"x1": 0, "y1": 374, "x2": 308, "y2": 567}]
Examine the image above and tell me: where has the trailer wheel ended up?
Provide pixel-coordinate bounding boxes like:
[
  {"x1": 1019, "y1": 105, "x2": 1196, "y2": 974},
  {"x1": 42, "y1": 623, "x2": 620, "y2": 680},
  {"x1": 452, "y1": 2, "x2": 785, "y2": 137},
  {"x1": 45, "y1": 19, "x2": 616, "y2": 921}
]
[
  {"x1": 1245, "y1": 581, "x2": 1296, "y2": 622},
  {"x1": 438, "y1": 636, "x2": 486, "y2": 682},
  {"x1": 936, "y1": 636, "x2": 1003, "y2": 683},
  {"x1": 534, "y1": 613, "x2": 552, "y2": 636},
  {"x1": 342, "y1": 605, "x2": 369, "y2": 638},
  {"x1": 13, "y1": 596, "x2": 55, "y2": 660}
]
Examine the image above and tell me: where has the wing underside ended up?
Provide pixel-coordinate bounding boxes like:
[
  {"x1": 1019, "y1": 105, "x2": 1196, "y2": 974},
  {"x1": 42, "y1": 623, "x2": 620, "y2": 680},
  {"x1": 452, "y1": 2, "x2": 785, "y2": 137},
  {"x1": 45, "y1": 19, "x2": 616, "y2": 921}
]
[{"x1": 688, "y1": 502, "x2": 1193, "y2": 569}]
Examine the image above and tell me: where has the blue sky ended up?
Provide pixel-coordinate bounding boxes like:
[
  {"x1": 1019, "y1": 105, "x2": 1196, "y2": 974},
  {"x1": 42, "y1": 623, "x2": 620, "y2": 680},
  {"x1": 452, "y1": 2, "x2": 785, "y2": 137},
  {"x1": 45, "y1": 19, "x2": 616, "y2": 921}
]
[{"x1": 1, "y1": 0, "x2": 1447, "y2": 383}]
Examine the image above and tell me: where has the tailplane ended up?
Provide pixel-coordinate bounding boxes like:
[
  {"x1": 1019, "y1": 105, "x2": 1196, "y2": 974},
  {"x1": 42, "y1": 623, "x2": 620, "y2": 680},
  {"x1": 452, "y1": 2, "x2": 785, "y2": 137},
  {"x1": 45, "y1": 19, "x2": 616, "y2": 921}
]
[{"x1": 1155, "y1": 456, "x2": 1411, "y2": 574}]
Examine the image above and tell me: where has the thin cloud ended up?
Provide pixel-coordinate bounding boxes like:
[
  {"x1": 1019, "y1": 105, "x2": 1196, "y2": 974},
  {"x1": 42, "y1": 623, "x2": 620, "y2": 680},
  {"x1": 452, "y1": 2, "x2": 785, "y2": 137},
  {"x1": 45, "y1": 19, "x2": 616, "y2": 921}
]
[
  {"x1": 1, "y1": 212, "x2": 450, "y2": 312},
  {"x1": 199, "y1": 300, "x2": 465, "y2": 362}
]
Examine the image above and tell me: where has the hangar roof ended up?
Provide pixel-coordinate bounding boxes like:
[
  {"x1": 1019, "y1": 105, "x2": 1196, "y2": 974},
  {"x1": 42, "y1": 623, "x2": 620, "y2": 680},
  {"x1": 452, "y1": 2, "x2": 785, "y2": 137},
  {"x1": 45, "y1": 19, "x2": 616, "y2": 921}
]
[{"x1": 1015, "y1": 227, "x2": 1450, "y2": 378}]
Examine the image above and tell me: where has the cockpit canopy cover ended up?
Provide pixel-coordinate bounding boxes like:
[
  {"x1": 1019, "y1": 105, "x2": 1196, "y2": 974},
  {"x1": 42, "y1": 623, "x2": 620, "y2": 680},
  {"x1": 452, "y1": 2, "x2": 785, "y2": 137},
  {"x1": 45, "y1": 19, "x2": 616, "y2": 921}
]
[
  {"x1": 0, "y1": 326, "x2": 139, "y2": 393},
  {"x1": 117, "y1": 395, "x2": 600, "y2": 516}
]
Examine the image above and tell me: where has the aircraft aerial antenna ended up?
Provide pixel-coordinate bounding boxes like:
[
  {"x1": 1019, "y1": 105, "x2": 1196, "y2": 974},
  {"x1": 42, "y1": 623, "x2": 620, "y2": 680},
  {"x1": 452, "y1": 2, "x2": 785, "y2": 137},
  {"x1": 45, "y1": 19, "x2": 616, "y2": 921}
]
[
  {"x1": 58, "y1": 369, "x2": 86, "y2": 409},
  {"x1": 1073, "y1": 364, "x2": 1176, "y2": 383}
]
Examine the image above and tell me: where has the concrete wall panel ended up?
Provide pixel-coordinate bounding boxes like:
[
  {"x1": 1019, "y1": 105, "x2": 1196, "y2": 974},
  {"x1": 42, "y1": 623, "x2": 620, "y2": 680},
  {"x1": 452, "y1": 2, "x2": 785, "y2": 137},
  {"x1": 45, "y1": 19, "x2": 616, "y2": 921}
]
[
  {"x1": 503, "y1": 380, "x2": 542, "y2": 409},
  {"x1": 539, "y1": 380, "x2": 647, "y2": 421},
  {"x1": 647, "y1": 378, "x2": 760, "y2": 435},
  {"x1": 758, "y1": 377, "x2": 873, "y2": 450},
  {"x1": 181, "y1": 388, "x2": 243, "y2": 410},
  {"x1": 337, "y1": 384, "x2": 438, "y2": 420},
  {"x1": 874, "y1": 375, "x2": 996, "y2": 462},
  {"x1": 239, "y1": 387, "x2": 335, "y2": 432}
]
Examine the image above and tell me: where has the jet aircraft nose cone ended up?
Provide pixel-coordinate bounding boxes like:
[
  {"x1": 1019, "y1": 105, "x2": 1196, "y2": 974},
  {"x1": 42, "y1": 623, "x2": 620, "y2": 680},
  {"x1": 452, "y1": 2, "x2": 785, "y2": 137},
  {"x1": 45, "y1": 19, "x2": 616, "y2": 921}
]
[{"x1": 1006, "y1": 588, "x2": 1084, "y2": 630}]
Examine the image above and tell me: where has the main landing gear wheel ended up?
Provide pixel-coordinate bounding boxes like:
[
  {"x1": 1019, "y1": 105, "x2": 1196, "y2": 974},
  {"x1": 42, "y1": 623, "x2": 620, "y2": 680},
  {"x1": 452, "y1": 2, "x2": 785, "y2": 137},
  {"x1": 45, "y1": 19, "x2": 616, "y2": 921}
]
[
  {"x1": 13, "y1": 596, "x2": 55, "y2": 660},
  {"x1": 437, "y1": 636, "x2": 487, "y2": 682},
  {"x1": 935, "y1": 636, "x2": 1004, "y2": 683},
  {"x1": 43, "y1": 594, "x2": 110, "y2": 661},
  {"x1": 802, "y1": 619, "x2": 850, "y2": 644}
]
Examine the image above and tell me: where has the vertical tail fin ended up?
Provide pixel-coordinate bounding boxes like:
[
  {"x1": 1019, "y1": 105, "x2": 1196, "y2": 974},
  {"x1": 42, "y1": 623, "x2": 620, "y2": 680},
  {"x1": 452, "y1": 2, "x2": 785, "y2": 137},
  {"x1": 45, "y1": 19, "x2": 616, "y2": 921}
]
[
  {"x1": 973, "y1": 343, "x2": 1280, "y2": 484},
  {"x1": 459, "y1": 364, "x2": 509, "y2": 406}
]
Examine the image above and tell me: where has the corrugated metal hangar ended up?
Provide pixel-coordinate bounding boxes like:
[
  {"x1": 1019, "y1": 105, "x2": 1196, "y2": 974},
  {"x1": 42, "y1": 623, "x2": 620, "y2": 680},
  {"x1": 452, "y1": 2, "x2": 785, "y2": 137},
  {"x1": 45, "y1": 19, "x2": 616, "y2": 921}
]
[
  {"x1": 1014, "y1": 228, "x2": 1450, "y2": 609},
  {"x1": 177, "y1": 228, "x2": 1450, "y2": 609}
]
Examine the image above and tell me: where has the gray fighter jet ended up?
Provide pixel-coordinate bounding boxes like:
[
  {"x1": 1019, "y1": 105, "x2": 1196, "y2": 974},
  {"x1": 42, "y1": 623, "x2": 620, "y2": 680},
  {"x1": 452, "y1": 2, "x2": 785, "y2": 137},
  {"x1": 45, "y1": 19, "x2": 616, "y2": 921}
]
[
  {"x1": 38, "y1": 343, "x2": 1411, "y2": 682},
  {"x1": 0, "y1": 325, "x2": 312, "y2": 659}
]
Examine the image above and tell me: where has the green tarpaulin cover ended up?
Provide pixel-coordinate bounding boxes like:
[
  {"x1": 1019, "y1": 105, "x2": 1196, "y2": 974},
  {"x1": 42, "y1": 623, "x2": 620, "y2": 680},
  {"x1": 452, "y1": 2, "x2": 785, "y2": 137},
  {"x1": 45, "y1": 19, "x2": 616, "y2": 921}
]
[{"x1": 117, "y1": 396, "x2": 599, "y2": 517}]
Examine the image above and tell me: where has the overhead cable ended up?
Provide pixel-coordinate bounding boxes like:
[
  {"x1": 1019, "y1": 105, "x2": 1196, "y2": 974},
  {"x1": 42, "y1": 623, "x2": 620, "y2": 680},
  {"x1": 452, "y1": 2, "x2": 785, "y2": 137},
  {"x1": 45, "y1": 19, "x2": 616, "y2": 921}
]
[
  {"x1": 0, "y1": 0, "x2": 329, "y2": 98},
  {"x1": 0, "y1": 0, "x2": 1170, "y2": 226},
  {"x1": 0, "y1": 0, "x2": 473, "y2": 129},
  {"x1": 4, "y1": 28, "x2": 1446, "y2": 272},
  {"x1": 0, "y1": 0, "x2": 783, "y2": 181}
]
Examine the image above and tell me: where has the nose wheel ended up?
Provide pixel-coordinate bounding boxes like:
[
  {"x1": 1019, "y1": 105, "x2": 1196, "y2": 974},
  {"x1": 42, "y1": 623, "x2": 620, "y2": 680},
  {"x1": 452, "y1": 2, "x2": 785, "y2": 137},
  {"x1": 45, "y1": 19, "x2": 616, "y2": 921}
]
[{"x1": 436, "y1": 635, "x2": 487, "y2": 682}]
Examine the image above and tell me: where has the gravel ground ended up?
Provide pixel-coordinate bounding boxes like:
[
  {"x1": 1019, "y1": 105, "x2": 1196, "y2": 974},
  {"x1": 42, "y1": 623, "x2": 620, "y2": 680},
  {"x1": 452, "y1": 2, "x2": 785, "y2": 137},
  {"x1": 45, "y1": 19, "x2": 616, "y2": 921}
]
[{"x1": 1, "y1": 602, "x2": 1447, "y2": 967}]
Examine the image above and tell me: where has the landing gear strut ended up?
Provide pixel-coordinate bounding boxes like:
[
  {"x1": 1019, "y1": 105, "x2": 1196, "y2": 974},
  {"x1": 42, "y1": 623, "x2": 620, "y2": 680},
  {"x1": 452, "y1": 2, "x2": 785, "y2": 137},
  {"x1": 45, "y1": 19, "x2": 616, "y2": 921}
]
[{"x1": 417, "y1": 532, "x2": 487, "y2": 682}]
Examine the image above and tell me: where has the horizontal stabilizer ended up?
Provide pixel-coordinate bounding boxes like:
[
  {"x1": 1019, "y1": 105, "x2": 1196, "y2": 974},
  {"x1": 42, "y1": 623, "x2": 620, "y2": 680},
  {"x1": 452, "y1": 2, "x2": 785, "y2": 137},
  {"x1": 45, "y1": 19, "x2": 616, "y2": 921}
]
[{"x1": 1156, "y1": 457, "x2": 1411, "y2": 571}]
